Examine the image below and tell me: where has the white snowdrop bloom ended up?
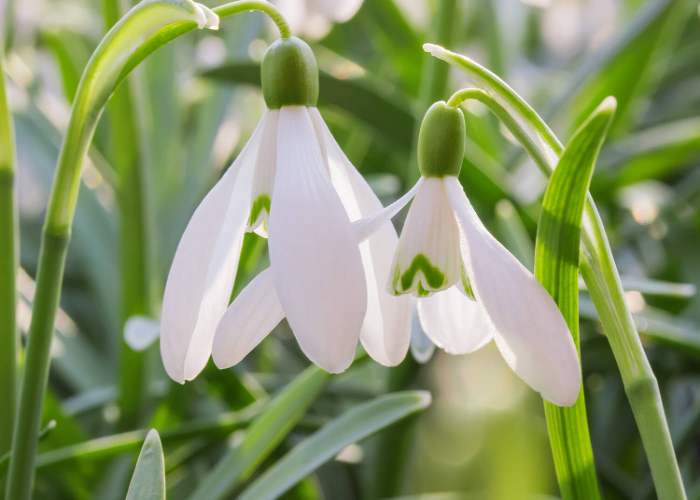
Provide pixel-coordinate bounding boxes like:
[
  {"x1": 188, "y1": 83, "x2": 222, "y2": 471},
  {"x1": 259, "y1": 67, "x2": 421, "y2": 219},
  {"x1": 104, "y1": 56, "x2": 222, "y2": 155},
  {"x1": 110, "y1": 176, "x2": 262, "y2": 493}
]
[
  {"x1": 161, "y1": 36, "x2": 411, "y2": 382},
  {"x1": 271, "y1": 0, "x2": 364, "y2": 39},
  {"x1": 357, "y1": 101, "x2": 581, "y2": 406}
]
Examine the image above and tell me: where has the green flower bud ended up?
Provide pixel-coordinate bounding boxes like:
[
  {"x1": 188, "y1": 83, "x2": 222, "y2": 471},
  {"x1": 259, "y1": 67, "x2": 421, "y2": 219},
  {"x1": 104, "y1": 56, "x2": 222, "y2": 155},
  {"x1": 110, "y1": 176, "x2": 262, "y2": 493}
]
[
  {"x1": 418, "y1": 101, "x2": 466, "y2": 178},
  {"x1": 261, "y1": 36, "x2": 319, "y2": 109}
]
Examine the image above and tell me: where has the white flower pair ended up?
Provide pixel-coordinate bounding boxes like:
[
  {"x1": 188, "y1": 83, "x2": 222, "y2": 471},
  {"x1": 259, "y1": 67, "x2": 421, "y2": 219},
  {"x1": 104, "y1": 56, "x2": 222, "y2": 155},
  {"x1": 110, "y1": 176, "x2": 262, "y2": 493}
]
[{"x1": 160, "y1": 39, "x2": 581, "y2": 406}]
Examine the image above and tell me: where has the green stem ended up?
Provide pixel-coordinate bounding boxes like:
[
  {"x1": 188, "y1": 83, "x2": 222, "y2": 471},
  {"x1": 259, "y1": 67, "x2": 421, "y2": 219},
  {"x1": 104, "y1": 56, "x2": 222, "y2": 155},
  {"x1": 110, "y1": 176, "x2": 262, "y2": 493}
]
[
  {"x1": 0, "y1": 31, "x2": 17, "y2": 489},
  {"x1": 437, "y1": 46, "x2": 685, "y2": 498},
  {"x1": 5, "y1": 2, "x2": 291, "y2": 498}
]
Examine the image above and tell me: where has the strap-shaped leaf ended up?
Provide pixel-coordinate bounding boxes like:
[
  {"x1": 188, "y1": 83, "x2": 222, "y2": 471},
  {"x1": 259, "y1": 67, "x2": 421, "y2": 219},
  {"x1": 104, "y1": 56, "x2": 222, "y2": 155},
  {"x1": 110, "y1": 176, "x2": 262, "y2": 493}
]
[
  {"x1": 534, "y1": 97, "x2": 616, "y2": 499},
  {"x1": 125, "y1": 429, "x2": 165, "y2": 500},
  {"x1": 187, "y1": 365, "x2": 331, "y2": 500},
  {"x1": 238, "y1": 391, "x2": 432, "y2": 500}
]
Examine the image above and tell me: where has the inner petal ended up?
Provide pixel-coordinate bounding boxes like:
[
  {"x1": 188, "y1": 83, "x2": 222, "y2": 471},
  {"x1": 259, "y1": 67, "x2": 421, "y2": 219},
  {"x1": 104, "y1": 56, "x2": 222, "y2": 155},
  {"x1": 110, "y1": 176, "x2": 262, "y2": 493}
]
[
  {"x1": 246, "y1": 109, "x2": 280, "y2": 237},
  {"x1": 388, "y1": 177, "x2": 462, "y2": 297}
]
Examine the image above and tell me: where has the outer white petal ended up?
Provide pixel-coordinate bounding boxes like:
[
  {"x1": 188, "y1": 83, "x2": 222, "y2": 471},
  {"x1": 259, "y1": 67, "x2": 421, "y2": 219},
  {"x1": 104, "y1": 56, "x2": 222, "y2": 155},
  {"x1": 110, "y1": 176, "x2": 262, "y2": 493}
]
[
  {"x1": 443, "y1": 176, "x2": 581, "y2": 406},
  {"x1": 212, "y1": 269, "x2": 284, "y2": 369},
  {"x1": 388, "y1": 178, "x2": 462, "y2": 297},
  {"x1": 160, "y1": 112, "x2": 266, "y2": 383},
  {"x1": 417, "y1": 285, "x2": 492, "y2": 355},
  {"x1": 268, "y1": 106, "x2": 367, "y2": 374},
  {"x1": 310, "y1": 107, "x2": 411, "y2": 366}
]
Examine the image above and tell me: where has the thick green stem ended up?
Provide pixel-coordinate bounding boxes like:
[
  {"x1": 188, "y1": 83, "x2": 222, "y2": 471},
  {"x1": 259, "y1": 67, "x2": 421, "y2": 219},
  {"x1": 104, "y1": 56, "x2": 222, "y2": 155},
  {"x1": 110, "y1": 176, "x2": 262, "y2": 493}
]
[
  {"x1": 437, "y1": 47, "x2": 685, "y2": 498},
  {"x1": 4, "y1": 2, "x2": 291, "y2": 498},
  {"x1": 5, "y1": 232, "x2": 70, "y2": 500},
  {"x1": 0, "y1": 32, "x2": 17, "y2": 492}
]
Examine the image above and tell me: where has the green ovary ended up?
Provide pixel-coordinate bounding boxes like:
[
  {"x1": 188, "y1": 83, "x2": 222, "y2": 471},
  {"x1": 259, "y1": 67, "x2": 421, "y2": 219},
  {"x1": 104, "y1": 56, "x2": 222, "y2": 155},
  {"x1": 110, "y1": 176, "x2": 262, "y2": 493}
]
[
  {"x1": 396, "y1": 253, "x2": 446, "y2": 294},
  {"x1": 248, "y1": 194, "x2": 272, "y2": 228}
]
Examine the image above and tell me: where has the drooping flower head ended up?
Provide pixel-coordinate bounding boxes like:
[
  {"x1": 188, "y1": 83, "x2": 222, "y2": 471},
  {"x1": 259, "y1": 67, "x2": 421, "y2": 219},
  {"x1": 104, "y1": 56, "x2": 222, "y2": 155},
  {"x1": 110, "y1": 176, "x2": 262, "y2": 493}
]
[
  {"x1": 363, "y1": 101, "x2": 581, "y2": 406},
  {"x1": 161, "y1": 35, "x2": 411, "y2": 382}
]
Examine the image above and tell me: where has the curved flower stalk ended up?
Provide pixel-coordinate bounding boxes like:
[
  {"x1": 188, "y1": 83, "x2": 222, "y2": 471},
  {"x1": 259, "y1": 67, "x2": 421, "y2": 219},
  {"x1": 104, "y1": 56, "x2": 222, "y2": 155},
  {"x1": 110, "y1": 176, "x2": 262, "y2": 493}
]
[
  {"x1": 162, "y1": 37, "x2": 412, "y2": 379},
  {"x1": 358, "y1": 102, "x2": 581, "y2": 407},
  {"x1": 5, "y1": 3, "x2": 291, "y2": 499}
]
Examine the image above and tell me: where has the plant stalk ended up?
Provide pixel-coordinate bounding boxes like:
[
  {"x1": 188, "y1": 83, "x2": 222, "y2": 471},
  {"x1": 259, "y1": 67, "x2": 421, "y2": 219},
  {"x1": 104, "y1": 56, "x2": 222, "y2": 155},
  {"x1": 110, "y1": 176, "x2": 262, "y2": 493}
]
[
  {"x1": 4, "y1": 3, "x2": 290, "y2": 498},
  {"x1": 0, "y1": 31, "x2": 18, "y2": 491}
]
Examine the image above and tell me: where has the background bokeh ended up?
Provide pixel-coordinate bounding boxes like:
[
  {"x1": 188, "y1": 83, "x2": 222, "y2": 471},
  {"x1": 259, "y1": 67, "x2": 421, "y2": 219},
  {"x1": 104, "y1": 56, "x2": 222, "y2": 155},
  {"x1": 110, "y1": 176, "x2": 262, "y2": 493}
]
[{"x1": 1, "y1": 0, "x2": 700, "y2": 498}]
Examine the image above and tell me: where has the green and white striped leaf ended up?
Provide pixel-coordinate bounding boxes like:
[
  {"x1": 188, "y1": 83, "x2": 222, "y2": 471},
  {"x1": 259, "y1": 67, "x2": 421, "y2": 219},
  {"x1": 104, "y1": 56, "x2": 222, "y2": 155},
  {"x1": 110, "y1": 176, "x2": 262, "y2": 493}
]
[{"x1": 534, "y1": 97, "x2": 616, "y2": 499}]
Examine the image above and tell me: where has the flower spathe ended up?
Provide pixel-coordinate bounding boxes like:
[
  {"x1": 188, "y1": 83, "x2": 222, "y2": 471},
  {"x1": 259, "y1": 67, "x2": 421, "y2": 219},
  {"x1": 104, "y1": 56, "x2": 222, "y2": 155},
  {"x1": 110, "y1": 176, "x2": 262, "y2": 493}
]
[{"x1": 161, "y1": 38, "x2": 411, "y2": 381}]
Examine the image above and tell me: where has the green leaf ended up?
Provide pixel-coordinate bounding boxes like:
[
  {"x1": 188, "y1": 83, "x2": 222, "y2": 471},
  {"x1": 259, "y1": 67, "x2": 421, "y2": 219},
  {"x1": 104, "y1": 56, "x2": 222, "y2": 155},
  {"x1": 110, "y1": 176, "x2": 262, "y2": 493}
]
[
  {"x1": 187, "y1": 365, "x2": 331, "y2": 500},
  {"x1": 535, "y1": 97, "x2": 616, "y2": 499},
  {"x1": 125, "y1": 429, "x2": 165, "y2": 500},
  {"x1": 237, "y1": 391, "x2": 432, "y2": 500}
]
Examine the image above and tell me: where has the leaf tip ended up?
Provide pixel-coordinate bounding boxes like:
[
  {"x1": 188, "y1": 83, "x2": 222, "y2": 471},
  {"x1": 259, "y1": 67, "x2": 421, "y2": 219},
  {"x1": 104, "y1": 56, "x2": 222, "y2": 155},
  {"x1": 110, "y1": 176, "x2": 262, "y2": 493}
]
[
  {"x1": 416, "y1": 390, "x2": 433, "y2": 408},
  {"x1": 597, "y1": 96, "x2": 617, "y2": 115},
  {"x1": 423, "y1": 43, "x2": 446, "y2": 56}
]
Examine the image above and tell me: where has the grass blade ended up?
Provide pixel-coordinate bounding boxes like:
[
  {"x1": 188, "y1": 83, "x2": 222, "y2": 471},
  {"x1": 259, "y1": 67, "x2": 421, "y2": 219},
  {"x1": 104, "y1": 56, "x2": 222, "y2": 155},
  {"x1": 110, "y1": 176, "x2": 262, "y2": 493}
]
[
  {"x1": 535, "y1": 98, "x2": 616, "y2": 499},
  {"x1": 187, "y1": 365, "x2": 331, "y2": 500},
  {"x1": 125, "y1": 429, "x2": 165, "y2": 500},
  {"x1": 238, "y1": 391, "x2": 432, "y2": 500},
  {"x1": 0, "y1": 29, "x2": 18, "y2": 486}
]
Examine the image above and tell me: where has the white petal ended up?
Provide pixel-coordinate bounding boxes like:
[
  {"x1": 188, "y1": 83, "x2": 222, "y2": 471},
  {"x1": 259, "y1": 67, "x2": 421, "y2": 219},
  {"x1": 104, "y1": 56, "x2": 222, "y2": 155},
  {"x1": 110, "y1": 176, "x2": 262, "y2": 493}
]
[
  {"x1": 124, "y1": 316, "x2": 160, "y2": 352},
  {"x1": 160, "y1": 112, "x2": 265, "y2": 383},
  {"x1": 247, "y1": 110, "x2": 280, "y2": 238},
  {"x1": 417, "y1": 285, "x2": 492, "y2": 355},
  {"x1": 268, "y1": 106, "x2": 367, "y2": 374},
  {"x1": 410, "y1": 301, "x2": 435, "y2": 364},
  {"x1": 352, "y1": 178, "x2": 424, "y2": 243},
  {"x1": 443, "y1": 176, "x2": 581, "y2": 406},
  {"x1": 388, "y1": 178, "x2": 462, "y2": 297},
  {"x1": 212, "y1": 269, "x2": 284, "y2": 369},
  {"x1": 310, "y1": 108, "x2": 411, "y2": 366}
]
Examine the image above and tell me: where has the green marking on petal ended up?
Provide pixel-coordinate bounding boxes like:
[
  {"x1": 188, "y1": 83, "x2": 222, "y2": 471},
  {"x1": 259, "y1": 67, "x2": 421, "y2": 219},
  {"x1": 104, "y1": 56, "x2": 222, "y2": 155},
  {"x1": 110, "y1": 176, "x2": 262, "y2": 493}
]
[
  {"x1": 416, "y1": 282, "x2": 432, "y2": 297},
  {"x1": 461, "y1": 264, "x2": 476, "y2": 301},
  {"x1": 247, "y1": 194, "x2": 272, "y2": 228},
  {"x1": 400, "y1": 253, "x2": 446, "y2": 292}
]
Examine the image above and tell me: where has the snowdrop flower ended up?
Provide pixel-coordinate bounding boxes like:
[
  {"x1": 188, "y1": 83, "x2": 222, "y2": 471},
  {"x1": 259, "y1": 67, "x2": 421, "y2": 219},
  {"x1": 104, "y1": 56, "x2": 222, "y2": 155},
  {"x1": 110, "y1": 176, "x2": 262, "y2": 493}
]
[
  {"x1": 161, "y1": 36, "x2": 411, "y2": 382},
  {"x1": 359, "y1": 102, "x2": 581, "y2": 406},
  {"x1": 271, "y1": 0, "x2": 364, "y2": 39}
]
